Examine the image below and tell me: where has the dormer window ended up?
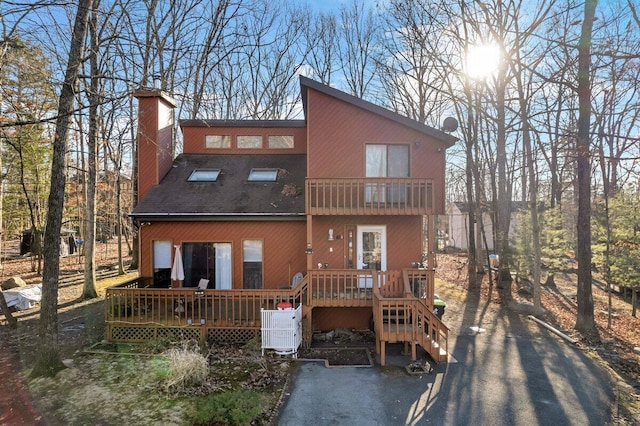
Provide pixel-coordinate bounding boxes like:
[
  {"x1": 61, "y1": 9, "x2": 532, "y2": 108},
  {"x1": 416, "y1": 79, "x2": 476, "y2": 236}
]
[
  {"x1": 248, "y1": 168, "x2": 278, "y2": 182},
  {"x1": 188, "y1": 169, "x2": 221, "y2": 182}
]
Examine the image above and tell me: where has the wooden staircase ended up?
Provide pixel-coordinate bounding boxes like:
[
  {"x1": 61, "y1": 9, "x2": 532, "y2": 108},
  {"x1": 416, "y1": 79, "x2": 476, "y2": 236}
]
[
  {"x1": 373, "y1": 272, "x2": 449, "y2": 366},
  {"x1": 288, "y1": 269, "x2": 449, "y2": 365}
]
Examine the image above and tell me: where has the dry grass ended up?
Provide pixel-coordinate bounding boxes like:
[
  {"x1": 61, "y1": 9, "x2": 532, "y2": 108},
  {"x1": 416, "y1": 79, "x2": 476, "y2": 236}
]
[{"x1": 162, "y1": 341, "x2": 209, "y2": 394}]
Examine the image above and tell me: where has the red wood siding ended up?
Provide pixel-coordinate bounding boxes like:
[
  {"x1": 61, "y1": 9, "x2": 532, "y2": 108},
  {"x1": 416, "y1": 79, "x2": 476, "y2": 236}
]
[
  {"x1": 182, "y1": 125, "x2": 307, "y2": 154},
  {"x1": 306, "y1": 89, "x2": 447, "y2": 213},
  {"x1": 137, "y1": 96, "x2": 159, "y2": 201},
  {"x1": 136, "y1": 95, "x2": 175, "y2": 201},
  {"x1": 308, "y1": 216, "x2": 422, "y2": 271},
  {"x1": 313, "y1": 307, "x2": 372, "y2": 331},
  {"x1": 140, "y1": 221, "x2": 306, "y2": 289}
]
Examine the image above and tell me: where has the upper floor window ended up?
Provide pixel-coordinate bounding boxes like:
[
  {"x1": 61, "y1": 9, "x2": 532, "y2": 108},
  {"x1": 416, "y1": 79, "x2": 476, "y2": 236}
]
[
  {"x1": 248, "y1": 168, "x2": 278, "y2": 182},
  {"x1": 365, "y1": 144, "x2": 409, "y2": 177},
  {"x1": 205, "y1": 135, "x2": 231, "y2": 149},
  {"x1": 237, "y1": 135, "x2": 263, "y2": 149},
  {"x1": 188, "y1": 169, "x2": 221, "y2": 182},
  {"x1": 268, "y1": 135, "x2": 294, "y2": 149},
  {"x1": 365, "y1": 144, "x2": 410, "y2": 203}
]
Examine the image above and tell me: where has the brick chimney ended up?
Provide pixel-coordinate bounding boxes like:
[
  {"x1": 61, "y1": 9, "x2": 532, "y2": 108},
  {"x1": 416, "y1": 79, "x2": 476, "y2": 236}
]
[{"x1": 133, "y1": 89, "x2": 177, "y2": 201}]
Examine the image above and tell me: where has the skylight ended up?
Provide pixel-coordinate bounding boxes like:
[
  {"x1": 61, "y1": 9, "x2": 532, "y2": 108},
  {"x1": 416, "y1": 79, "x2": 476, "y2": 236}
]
[
  {"x1": 188, "y1": 169, "x2": 221, "y2": 182},
  {"x1": 248, "y1": 168, "x2": 278, "y2": 182}
]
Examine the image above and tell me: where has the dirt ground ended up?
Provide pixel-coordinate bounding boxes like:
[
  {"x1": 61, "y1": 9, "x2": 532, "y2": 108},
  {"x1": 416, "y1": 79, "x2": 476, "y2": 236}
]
[
  {"x1": 2, "y1": 244, "x2": 640, "y2": 424},
  {"x1": 0, "y1": 240, "x2": 131, "y2": 425}
]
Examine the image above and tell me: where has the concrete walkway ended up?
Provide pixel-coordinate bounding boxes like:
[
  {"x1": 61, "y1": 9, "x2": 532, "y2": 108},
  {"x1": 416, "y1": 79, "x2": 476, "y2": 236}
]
[{"x1": 278, "y1": 290, "x2": 614, "y2": 425}]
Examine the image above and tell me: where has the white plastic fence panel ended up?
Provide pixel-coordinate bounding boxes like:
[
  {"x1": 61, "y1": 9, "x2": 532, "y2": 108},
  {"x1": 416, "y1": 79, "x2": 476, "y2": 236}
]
[{"x1": 261, "y1": 305, "x2": 302, "y2": 357}]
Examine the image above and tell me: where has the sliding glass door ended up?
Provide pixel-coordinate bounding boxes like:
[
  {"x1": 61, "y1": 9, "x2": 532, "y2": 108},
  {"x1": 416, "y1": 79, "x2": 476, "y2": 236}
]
[{"x1": 182, "y1": 242, "x2": 232, "y2": 289}]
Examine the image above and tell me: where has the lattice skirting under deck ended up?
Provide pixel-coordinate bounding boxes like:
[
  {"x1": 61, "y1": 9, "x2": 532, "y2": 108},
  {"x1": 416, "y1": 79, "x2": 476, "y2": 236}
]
[{"x1": 107, "y1": 324, "x2": 260, "y2": 345}]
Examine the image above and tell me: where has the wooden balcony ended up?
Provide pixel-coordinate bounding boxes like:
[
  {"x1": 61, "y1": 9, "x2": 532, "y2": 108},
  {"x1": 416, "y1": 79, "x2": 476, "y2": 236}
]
[{"x1": 306, "y1": 178, "x2": 433, "y2": 215}]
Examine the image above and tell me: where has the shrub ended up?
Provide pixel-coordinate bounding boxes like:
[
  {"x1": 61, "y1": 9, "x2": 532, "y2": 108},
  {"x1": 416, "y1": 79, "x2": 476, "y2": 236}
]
[{"x1": 188, "y1": 389, "x2": 262, "y2": 425}]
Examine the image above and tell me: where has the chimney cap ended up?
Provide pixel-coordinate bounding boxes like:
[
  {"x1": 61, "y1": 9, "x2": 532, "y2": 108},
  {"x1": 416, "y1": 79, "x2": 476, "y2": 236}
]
[{"x1": 133, "y1": 88, "x2": 177, "y2": 108}]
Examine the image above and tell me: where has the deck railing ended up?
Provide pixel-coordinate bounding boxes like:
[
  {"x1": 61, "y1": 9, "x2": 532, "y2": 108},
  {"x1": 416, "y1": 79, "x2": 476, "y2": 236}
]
[
  {"x1": 106, "y1": 270, "x2": 433, "y2": 327},
  {"x1": 105, "y1": 269, "x2": 444, "y2": 359},
  {"x1": 105, "y1": 277, "x2": 304, "y2": 329},
  {"x1": 307, "y1": 269, "x2": 376, "y2": 306},
  {"x1": 306, "y1": 178, "x2": 433, "y2": 215},
  {"x1": 404, "y1": 269, "x2": 434, "y2": 309},
  {"x1": 375, "y1": 270, "x2": 406, "y2": 298},
  {"x1": 374, "y1": 296, "x2": 448, "y2": 364}
]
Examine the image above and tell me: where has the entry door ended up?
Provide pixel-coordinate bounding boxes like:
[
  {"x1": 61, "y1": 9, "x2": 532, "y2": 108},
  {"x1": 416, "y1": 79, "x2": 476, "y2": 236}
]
[{"x1": 357, "y1": 226, "x2": 386, "y2": 287}]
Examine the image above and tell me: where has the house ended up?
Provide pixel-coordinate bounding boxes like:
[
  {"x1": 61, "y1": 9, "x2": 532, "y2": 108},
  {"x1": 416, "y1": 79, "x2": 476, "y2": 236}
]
[
  {"x1": 446, "y1": 201, "x2": 525, "y2": 251},
  {"x1": 106, "y1": 76, "x2": 457, "y2": 365}
]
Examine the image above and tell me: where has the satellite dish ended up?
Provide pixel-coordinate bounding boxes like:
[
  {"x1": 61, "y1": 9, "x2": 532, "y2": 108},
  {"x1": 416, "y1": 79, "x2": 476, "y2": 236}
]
[{"x1": 442, "y1": 117, "x2": 458, "y2": 133}]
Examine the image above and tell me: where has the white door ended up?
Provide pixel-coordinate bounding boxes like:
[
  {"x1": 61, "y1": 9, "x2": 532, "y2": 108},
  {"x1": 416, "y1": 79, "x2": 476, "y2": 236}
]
[{"x1": 357, "y1": 225, "x2": 386, "y2": 288}]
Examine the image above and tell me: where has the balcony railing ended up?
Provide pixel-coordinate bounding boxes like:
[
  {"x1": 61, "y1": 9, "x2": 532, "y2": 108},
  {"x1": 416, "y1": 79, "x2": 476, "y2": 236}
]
[{"x1": 306, "y1": 178, "x2": 433, "y2": 215}]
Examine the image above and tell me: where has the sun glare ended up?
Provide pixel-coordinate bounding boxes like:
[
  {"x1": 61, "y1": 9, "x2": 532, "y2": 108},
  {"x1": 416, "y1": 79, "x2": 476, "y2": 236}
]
[{"x1": 464, "y1": 43, "x2": 501, "y2": 80}]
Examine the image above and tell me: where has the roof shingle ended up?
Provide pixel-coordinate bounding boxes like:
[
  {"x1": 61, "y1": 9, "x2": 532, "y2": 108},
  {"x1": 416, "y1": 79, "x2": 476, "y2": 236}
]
[{"x1": 131, "y1": 153, "x2": 306, "y2": 219}]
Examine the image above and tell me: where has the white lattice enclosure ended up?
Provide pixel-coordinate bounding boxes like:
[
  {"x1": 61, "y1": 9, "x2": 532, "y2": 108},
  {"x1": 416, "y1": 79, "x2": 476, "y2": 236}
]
[{"x1": 261, "y1": 305, "x2": 302, "y2": 357}]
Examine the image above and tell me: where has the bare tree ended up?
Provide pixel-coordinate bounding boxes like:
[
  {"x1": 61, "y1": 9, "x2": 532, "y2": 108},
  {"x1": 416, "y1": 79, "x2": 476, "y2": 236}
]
[
  {"x1": 237, "y1": 1, "x2": 313, "y2": 119},
  {"x1": 574, "y1": 0, "x2": 598, "y2": 339},
  {"x1": 187, "y1": 0, "x2": 241, "y2": 119},
  {"x1": 32, "y1": 0, "x2": 93, "y2": 378},
  {"x1": 0, "y1": 0, "x2": 47, "y2": 324},
  {"x1": 81, "y1": 1, "x2": 101, "y2": 299},
  {"x1": 304, "y1": 12, "x2": 338, "y2": 85},
  {"x1": 378, "y1": 0, "x2": 452, "y2": 124},
  {"x1": 338, "y1": 0, "x2": 379, "y2": 98}
]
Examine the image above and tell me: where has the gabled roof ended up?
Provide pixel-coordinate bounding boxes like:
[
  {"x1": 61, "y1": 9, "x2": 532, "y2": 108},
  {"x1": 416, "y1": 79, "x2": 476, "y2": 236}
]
[
  {"x1": 131, "y1": 154, "x2": 306, "y2": 220},
  {"x1": 299, "y1": 76, "x2": 458, "y2": 147}
]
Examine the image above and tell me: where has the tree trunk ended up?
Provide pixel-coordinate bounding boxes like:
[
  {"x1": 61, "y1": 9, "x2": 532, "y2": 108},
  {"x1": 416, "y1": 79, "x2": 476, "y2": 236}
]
[
  {"x1": 495, "y1": 71, "x2": 513, "y2": 300},
  {"x1": 116, "y1": 173, "x2": 124, "y2": 274},
  {"x1": 464, "y1": 79, "x2": 478, "y2": 288},
  {"x1": 31, "y1": 0, "x2": 93, "y2": 378},
  {"x1": 82, "y1": 5, "x2": 100, "y2": 300},
  {"x1": 574, "y1": 0, "x2": 599, "y2": 339}
]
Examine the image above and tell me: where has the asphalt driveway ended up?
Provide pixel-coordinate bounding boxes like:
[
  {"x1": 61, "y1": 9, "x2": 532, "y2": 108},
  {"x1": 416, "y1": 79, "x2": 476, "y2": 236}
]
[{"x1": 277, "y1": 291, "x2": 614, "y2": 425}]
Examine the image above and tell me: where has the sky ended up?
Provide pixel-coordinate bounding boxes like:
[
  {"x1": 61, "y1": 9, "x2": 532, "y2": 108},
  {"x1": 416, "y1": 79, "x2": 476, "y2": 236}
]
[{"x1": 306, "y1": 0, "x2": 349, "y2": 11}]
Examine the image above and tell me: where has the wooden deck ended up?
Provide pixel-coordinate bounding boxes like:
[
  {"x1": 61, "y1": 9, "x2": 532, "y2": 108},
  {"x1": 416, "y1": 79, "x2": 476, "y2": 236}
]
[{"x1": 105, "y1": 268, "x2": 448, "y2": 364}]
